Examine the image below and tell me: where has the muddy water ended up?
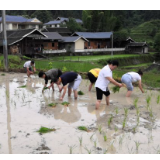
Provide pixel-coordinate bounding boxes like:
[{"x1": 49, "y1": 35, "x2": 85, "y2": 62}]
[{"x1": 0, "y1": 72, "x2": 160, "y2": 154}]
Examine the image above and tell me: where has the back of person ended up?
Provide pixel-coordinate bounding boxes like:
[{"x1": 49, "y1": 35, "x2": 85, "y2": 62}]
[
  {"x1": 89, "y1": 68, "x2": 101, "y2": 78},
  {"x1": 127, "y1": 72, "x2": 141, "y2": 82},
  {"x1": 60, "y1": 72, "x2": 78, "y2": 86},
  {"x1": 95, "y1": 65, "x2": 112, "y2": 91},
  {"x1": 24, "y1": 61, "x2": 34, "y2": 68},
  {"x1": 45, "y1": 69, "x2": 59, "y2": 79}
]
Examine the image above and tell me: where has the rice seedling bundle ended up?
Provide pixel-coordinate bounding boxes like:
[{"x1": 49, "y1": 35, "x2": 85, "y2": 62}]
[
  {"x1": 37, "y1": 126, "x2": 56, "y2": 134},
  {"x1": 17, "y1": 85, "x2": 27, "y2": 88},
  {"x1": 77, "y1": 126, "x2": 89, "y2": 132},
  {"x1": 61, "y1": 102, "x2": 70, "y2": 106},
  {"x1": 48, "y1": 103, "x2": 57, "y2": 108},
  {"x1": 78, "y1": 91, "x2": 84, "y2": 95},
  {"x1": 112, "y1": 86, "x2": 120, "y2": 93}
]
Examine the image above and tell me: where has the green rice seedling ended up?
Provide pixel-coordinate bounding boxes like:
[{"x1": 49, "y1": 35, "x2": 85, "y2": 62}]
[
  {"x1": 1, "y1": 73, "x2": 5, "y2": 76},
  {"x1": 94, "y1": 140, "x2": 97, "y2": 148},
  {"x1": 136, "y1": 108, "x2": 140, "y2": 117},
  {"x1": 157, "y1": 95, "x2": 160, "y2": 104},
  {"x1": 146, "y1": 96, "x2": 151, "y2": 110},
  {"x1": 103, "y1": 133, "x2": 107, "y2": 142},
  {"x1": 134, "y1": 141, "x2": 141, "y2": 152},
  {"x1": 110, "y1": 140, "x2": 115, "y2": 150},
  {"x1": 78, "y1": 91, "x2": 84, "y2": 95},
  {"x1": 108, "y1": 114, "x2": 113, "y2": 128},
  {"x1": 122, "y1": 118, "x2": 126, "y2": 130},
  {"x1": 103, "y1": 149, "x2": 108, "y2": 154},
  {"x1": 61, "y1": 102, "x2": 70, "y2": 106},
  {"x1": 134, "y1": 98, "x2": 139, "y2": 109},
  {"x1": 84, "y1": 146, "x2": 92, "y2": 154},
  {"x1": 68, "y1": 145, "x2": 76, "y2": 154},
  {"x1": 98, "y1": 124, "x2": 102, "y2": 134},
  {"x1": 119, "y1": 136, "x2": 124, "y2": 145},
  {"x1": 133, "y1": 126, "x2": 137, "y2": 133},
  {"x1": 17, "y1": 85, "x2": 27, "y2": 88},
  {"x1": 153, "y1": 145, "x2": 160, "y2": 154},
  {"x1": 137, "y1": 116, "x2": 140, "y2": 126},
  {"x1": 115, "y1": 107, "x2": 119, "y2": 115},
  {"x1": 48, "y1": 103, "x2": 57, "y2": 108},
  {"x1": 148, "y1": 107, "x2": 154, "y2": 119},
  {"x1": 77, "y1": 126, "x2": 89, "y2": 132},
  {"x1": 36, "y1": 126, "x2": 56, "y2": 134},
  {"x1": 124, "y1": 108, "x2": 129, "y2": 117},
  {"x1": 114, "y1": 127, "x2": 118, "y2": 132},
  {"x1": 78, "y1": 136, "x2": 83, "y2": 146},
  {"x1": 112, "y1": 86, "x2": 120, "y2": 93},
  {"x1": 90, "y1": 133, "x2": 95, "y2": 140}
]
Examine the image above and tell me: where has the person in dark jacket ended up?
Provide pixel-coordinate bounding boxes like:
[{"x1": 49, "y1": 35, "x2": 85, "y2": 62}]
[
  {"x1": 54, "y1": 72, "x2": 82, "y2": 100},
  {"x1": 39, "y1": 69, "x2": 62, "y2": 92}
]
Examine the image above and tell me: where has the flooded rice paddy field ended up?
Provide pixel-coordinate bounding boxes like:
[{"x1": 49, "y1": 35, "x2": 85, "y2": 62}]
[{"x1": 0, "y1": 72, "x2": 160, "y2": 154}]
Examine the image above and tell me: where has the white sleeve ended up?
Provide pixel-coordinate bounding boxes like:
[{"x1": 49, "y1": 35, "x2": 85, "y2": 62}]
[{"x1": 103, "y1": 68, "x2": 112, "y2": 78}]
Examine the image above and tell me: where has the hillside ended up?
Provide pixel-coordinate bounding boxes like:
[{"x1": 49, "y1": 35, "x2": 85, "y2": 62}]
[{"x1": 130, "y1": 20, "x2": 160, "y2": 48}]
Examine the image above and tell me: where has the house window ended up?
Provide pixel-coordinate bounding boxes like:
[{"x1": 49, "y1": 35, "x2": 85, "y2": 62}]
[
  {"x1": 88, "y1": 42, "x2": 90, "y2": 46},
  {"x1": 52, "y1": 43, "x2": 55, "y2": 47}
]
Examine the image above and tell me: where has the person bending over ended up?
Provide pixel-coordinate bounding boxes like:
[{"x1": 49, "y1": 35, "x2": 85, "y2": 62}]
[
  {"x1": 87, "y1": 68, "x2": 101, "y2": 91},
  {"x1": 39, "y1": 68, "x2": 62, "y2": 92},
  {"x1": 23, "y1": 60, "x2": 36, "y2": 77},
  {"x1": 121, "y1": 70, "x2": 144, "y2": 97},
  {"x1": 55, "y1": 72, "x2": 82, "y2": 101}
]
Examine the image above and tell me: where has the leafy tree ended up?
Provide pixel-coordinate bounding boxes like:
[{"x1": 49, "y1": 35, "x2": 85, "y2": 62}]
[{"x1": 154, "y1": 33, "x2": 160, "y2": 51}]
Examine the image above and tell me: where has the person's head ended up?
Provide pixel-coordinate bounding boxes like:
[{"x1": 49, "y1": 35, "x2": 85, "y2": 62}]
[
  {"x1": 31, "y1": 60, "x2": 34, "y2": 66},
  {"x1": 108, "y1": 60, "x2": 119, "y2": 70},
  {"x1": 137, "y1": 69, "x2": 143, "y2": 76},
  {"x1": 54, "y1": 77, "x2": 61, "y2": 85},
  {"x1": 38, "y1": 71, "x2": 45, "y2": 79}
]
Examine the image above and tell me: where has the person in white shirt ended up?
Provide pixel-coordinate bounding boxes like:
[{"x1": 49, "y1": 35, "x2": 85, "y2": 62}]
[
  {"x1": 121, "y1": 70, "x2": 144, "y2": 97},
  {"x1": 95, "y1": 60, "x2": 122, "y2": 110},
  {"x1": 23, "y1": 60, "x2": 36, "y2": 77}
]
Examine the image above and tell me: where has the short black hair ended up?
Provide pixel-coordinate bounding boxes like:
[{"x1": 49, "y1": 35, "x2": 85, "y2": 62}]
[
  {"x1": 31, "y1": 60, "x2": 34, "y2": 64},
  {"x1": 38, "y1": 71, "x2": 45, "y2": 77},
  {"x1": 137, "y1": 69, "x2": 143, "y2": 76},
  {"x1": 108, "y1": 60, "x2": 119, "y2": 66}
]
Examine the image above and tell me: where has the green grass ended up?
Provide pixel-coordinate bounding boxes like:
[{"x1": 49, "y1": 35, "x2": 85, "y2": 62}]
[
  {"x1": 49, "y1": 54, "x2": 141, "y2": 62},
  {"x1": 37, "y1": 126, "x2": 56, "y2": 133}
]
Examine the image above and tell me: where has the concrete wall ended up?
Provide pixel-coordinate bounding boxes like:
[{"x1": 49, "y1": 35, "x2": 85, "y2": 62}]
[{"x1": 75, "y1": 39, "x2": 85, "y2": 50}]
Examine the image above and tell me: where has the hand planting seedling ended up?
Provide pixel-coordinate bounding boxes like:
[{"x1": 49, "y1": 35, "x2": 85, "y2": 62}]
[
  {"x1": 17, "y1": 85, "x2": 27, "y2": 88},
  {"x1": 77, "y1": 126, "x2": 90, "y2": 132},
  {"x1": 112, "y1": 86, "x2": 120, "y2": 93},
  {"x1": 42, "y1": 87, "x2": 49, "y2": 93},
  {"x1": 36, "y1": 126, "x2": 56, "y2": 134},
  {"x1": 48, "y1": 103, "x2": 58, "y2": 108},
  {"x1": 78, "y1": 90, "x2": 84, "y2": 95},
  {"x1": 61, "y1": 102, "x2": 70, "y2": 107}
]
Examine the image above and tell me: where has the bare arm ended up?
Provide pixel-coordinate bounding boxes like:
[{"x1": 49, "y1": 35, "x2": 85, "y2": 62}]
[
  {"x1": 106, "y1": 77, "x2": 122, "y2": 87},
  {"x1": 138, "y1": 80, "x2": 144, "y2": 93},
  {"x1": 27, "y1": 67, "x2": 33, "y2": 74},
  {"x1": 33, "y1": 66, "x2": 36, "y2": 72},
  {"x1": 60, "y1": 85, "x2": 67, "y2": 100}
]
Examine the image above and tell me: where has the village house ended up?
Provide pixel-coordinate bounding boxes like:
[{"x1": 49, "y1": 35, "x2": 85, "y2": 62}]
[
  {"x1": 126, "y1": 42, "x2": 148, "y2": 54},
  {"x1": 72, "y1": 32, "x2": 113, "y2": 49},
  {"x1": 41, "y1": 27, "x2": 72, "y2": 36},
  {"x1": 0, "y1": 15, "x2": 42, "y2": 32},
  {"x1": 44, "y1": 17, "x2": 83, "y2": 28},
  {"x1": 0, "y1": 28, "x2": 47, "y2": 55},
  {"x1": 59, "y1": 36, "x2": 88, "y2": 53}
]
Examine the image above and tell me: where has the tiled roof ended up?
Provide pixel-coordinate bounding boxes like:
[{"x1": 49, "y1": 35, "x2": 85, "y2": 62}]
[
  {"x1": 73, "y1": 32, "x2": 112, "y2": 39},
  {"x1": 44, "y1": 17, "x2": 83, "y2": 25},
  {"x1": 61, "y1": 36, "x2": 88, "y2": 42},
  {"x1": 0, "y1": 15, "x2": 42, "y2": 24},
  {"x1": 41, "y1": 32, "x2": 63, "y2": 40},
  {"x1": 127, "y1": 42, "x2": 148, "y2": 47},
  {"x1": 0, "y1": 28, "x2": 46, "y2": 46}
]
